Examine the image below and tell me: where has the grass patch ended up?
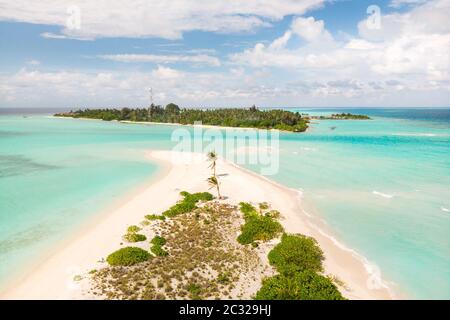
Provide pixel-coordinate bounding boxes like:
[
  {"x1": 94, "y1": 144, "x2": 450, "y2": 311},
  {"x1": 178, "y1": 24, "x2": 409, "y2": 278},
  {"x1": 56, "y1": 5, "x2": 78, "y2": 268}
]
[
  {"x1": 268, "y1": 233, "x2": 324, "y2": 276},
  {"x1": 151, "y1": 244, "x2": 169, "y2": 257},
  {"x1": 92, "y1": 202, "x2": 259, "y2": 300},
  {"x1": 123, "y1": 233, "x2": 147, "y2": 243},
  {"x1": 163, "y1": 191, "x2": 213, "y2": 217},
  {"x1": 151, "y1": 236, "x2": 167, "y2": 246},
  {"x1": 127, "y1": 225, "x2": 141, "y2": 233},
  {"x1": 150, "y1": 236, "x2": 168, "y2": 256},
  {"x1": 145, "y1": 214, "x2": 166, "y2": 221},
  {"x1": 187, "y1": 283, "x2": 202, "y2": 300},
  {"x1": 255, "y1": 270, "x2": 344, "y2": 300},
  {"x1": 237, "y1": 202, "x2": 283, "y2": 245},
  {"x1": 106, "y1": 247, "x2": 151, "y2": 266}
]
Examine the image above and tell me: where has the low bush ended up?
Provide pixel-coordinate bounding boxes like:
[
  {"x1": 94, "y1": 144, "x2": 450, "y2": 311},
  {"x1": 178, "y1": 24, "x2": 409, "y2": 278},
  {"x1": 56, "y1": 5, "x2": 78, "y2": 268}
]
[
  {"x1": 255, "y1": 270, "x2": 344, "y2": 300},
  {"x1": 151, "y1": 235, "x2": 167, "y2": 246},
  {"x1": 123, "y1": 233, "x2": 147, "y2": 243},
  {"x1": 163, "y1": 191, "x2": 213, "y2": 217},
  {"x1": 106, "y1": 247, "x2": 151, "y2": 266},
  {"x1": 268, "y1": 234, "x2": 324, "y2": 276},
  {"x1": 265, "y1": 210, "x2": 281, "y2": 219},
  {"x1": 127, "y1": 225, "x2": 141, "y2": 233},
  {"x1": 237, "y1": 211, "x2": 283, "y2": 245},
  {"x1": 151, "y1": 244, "x2": 169, "y2": 257},
  {"x1": 145, "y1": 214, "x2": 166, "y2": 221},
  {"x1": 187, "y1": 283, "x2": 202, "y2": 300},
  {"x1": 239, "y1": 202, "x2": 257, "y2": 216}
]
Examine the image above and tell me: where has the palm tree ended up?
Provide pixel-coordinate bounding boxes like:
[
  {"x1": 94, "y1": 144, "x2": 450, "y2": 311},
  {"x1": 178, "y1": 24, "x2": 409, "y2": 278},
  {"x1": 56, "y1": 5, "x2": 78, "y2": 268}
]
[
  {"x1": 207, "y1": 176, "x2": 221, "y2": 199},
  {"x1": 207, "y1": 150, "x2": 218, "y2": 177}
]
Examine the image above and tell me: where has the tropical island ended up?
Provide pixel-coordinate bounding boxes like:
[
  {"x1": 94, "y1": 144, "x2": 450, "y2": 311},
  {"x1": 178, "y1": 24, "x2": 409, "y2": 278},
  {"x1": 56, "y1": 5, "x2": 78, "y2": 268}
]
[
  {"x1": 2, "y1": 150, "x2": 394, "y2": 300},
  {"x1": 55, "y1": 104, "x2": 309, "y2": 132},
  {"x1": 309, "y1": 113, "x2": 371, "y2": 120},
  {"x1": 86, "y1": 152, "x2": 344, "y2": 300}
]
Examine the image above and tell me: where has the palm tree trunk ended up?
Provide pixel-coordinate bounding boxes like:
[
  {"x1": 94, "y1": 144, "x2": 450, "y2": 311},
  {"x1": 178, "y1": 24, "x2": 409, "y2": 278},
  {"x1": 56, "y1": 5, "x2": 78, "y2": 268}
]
[{"x1": 216, "y1": 184, "x2": 221, "y2": 199}]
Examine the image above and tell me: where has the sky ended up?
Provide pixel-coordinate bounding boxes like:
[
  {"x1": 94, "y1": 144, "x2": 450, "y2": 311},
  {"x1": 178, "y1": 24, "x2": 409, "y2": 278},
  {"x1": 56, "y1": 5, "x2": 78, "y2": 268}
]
[{"x1": 0, "y1": 0, "x2": 449, "y2": 109}]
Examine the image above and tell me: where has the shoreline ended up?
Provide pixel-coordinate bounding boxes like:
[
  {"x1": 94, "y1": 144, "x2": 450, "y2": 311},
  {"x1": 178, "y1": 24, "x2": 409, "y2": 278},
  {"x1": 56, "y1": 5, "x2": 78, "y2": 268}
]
[
  {"x1": 1, "y1": 150, "x2": 398, "y2": 300},
  {"x1": 52, "y1": 115, "x2": 306, "y2": 133},
  {"x1": 0, "y1": 152, "x2": 171, "y2": 298}
]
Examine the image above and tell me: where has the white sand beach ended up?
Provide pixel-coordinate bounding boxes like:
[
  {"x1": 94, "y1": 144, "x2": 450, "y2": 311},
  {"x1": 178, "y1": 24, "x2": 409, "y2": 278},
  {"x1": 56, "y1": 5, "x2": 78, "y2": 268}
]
[{"x1": 1, "y1": 150, "x2": 396, "y2": 300}]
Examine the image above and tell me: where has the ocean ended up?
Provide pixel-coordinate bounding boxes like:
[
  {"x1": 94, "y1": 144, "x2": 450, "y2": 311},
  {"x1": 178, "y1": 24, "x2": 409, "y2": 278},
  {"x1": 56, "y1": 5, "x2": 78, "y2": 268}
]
[{"x1": 0, "y1": 108, "x2": 449, "y2": 299}]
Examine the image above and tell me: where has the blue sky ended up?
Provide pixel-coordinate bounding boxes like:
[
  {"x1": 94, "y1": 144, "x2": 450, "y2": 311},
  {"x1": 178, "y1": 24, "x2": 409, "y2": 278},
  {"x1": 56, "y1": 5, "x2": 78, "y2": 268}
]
[{"x1": 0, "y1": 0, "x2": 448, "y2": 108}]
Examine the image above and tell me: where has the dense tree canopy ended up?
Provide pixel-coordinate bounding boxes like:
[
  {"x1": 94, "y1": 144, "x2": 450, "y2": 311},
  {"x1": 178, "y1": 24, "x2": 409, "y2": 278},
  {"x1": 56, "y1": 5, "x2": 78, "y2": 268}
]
[{"x1": 55, "y1": 104, "x2": 309, "y2": 132}]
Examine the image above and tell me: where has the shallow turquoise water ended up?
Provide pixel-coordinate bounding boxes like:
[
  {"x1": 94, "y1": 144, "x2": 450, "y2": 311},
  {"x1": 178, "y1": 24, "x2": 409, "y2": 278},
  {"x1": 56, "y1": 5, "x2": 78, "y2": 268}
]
[{"x1": 0, "y1": 109, "x2": 449, "y2": 299}]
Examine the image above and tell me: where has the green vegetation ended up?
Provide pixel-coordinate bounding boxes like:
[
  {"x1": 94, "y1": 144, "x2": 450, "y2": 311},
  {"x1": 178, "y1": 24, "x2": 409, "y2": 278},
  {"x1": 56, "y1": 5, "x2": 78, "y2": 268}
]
[
  {"x1": 55, "y1": 104, "x2": 309, "y2": 132},
  {"x1": 93, "y1": 202, "x2": 261, "y2": 300},
  {"x1": 150, "y1": 236, "x2": 168, "y2": 257},
  {"x1": 151, "y1": 244, "x2": 169, "y2": 257},
  {"x1": 123, "y1": 232, "x2": 147, "y2": 243},
  {"x1": 145, "y1": 214, "x2": 166, "y2": 221},
  {"x1": 127, "y1": 225, "x2": 141, "y2": 233},
  {"x1": 237, "y1": 202, "x2": 283, "y2": 245},
  {"x1": 123, "y1": 224, "x2": 146, "y2": 243},
  {"x1": 255, "y1": 233, "x2": 344, "y2": 300},
  {"x1": 268, "y1": 233, "x2": 324, "y2": 276},
  {"x1": 187, "y1": 283, "x2": 202, "y2": 300},
  {"x1": 163, "y1": 191, "x2": 213, "y2": 217},
  {"x1": 311, "y1": 113, "x2": 370, "y2": 120},
  {"x1": 255, "y1": 270, "x2": 344, "y2": 300},
  {"x1": 94, "y1": 193, "x2": 344, "y2": 300},
  {"x1": 207, "y1": 176, "x2": 221, "y2": 199},
  {"x1": 106, "y1": 247, "x2": 151, "y2": 266},
  {"x1": 151, "y1": 236, "x2": 167, "y2": 246}
]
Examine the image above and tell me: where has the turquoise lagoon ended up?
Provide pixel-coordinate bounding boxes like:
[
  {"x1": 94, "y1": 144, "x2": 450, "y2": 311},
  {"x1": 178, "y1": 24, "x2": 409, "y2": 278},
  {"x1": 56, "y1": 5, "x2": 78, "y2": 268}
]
[{"x1": 0, "y1": 108, "x2": 449, "y2": 299}]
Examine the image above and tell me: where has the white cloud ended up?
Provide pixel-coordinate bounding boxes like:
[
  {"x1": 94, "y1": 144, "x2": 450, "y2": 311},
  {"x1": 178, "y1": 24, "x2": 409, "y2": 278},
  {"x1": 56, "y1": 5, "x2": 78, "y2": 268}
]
[
  {"x1": 99, "y1": 54, "x2": 220, "y2": 66},
  {"x1": 389, "y1": 0, "x2": 427, "y2": 8},
  {"x1": 231, "y1": 0, "x2": 450, "y2": 96},
  {"x1": 0, "y1": 0, "x2": 324, "y2": 40},
  {"x1": 291, "y1": 16, "x2": 332, "y2": 42},
  {"x1": 1, "y1": 0, "x2": 449, "y2": 108},
  {"x1": 151, "y1": 66, "x2": 184, "y2": 79}
]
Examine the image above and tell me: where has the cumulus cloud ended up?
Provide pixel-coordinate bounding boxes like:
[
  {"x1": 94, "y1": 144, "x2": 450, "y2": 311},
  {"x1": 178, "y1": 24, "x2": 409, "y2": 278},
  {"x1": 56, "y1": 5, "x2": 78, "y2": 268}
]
[
  {"x1": 0, "y1": 0, "x2": 324, "y2": 40},
  {"x1": 99, "y1": 54, "x2": 220, "y2": 66},
  {"x1": 389, "y1": 0, "x2": 427, "y2": 8},
  {"x1": 231, "y1": 0, "x2": 450, "y2": 96},
  {"x1": 1, "y1": 0, "x2": 449, "y2": 108},
  {"x1": 291, "y1": 16, "x2": 332, "y2": 42}
]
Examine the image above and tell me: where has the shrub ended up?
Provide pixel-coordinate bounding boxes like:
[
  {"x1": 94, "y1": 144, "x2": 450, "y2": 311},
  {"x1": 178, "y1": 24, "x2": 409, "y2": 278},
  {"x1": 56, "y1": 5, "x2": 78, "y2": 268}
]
[
  {"x1": 265, "y1": 210, "x2": 281, "y2": 219},
  {"x1": 259, "y1": 202, "x2": 270, "y2": 212},
  {"x1": 237, "y1": 213, "x2": 283, "y2": 245},
  {"x1": 239, "y1": 202, "x2": 257, "y2": 216},
  {"x1": 163, "y1": 191, "x2": 213, "y2": 217},
  {"x1": 145, "y1": 214, "x2": 166, "y2": 221},
  {"x1": 268, "y1": 234, "x2": 324, "y2": 276},
  {"x1": 217, "y1": 272, "x2": 231, "y2": 284},
  {"x1": 187, "y1": 283, "x2": 202, "y2": 300},
  {"x1": 151, "y1": 244, "x2": 168, "y2": 257},
  {"x1": 123, "y1": 233, "x2": 147, "y2": 243},
  {"x1": 151, "y1": 236, "x2": 167, "y2": 246},
  {"x1": 255, "y1": 270, "x2": 344, "y2": 300},
  {"x1": 127, "y1": 225, "x2": 141, "y2": 233},
  {"x1": 106, "y1": 247, "x2": 151, "y2": 266}
]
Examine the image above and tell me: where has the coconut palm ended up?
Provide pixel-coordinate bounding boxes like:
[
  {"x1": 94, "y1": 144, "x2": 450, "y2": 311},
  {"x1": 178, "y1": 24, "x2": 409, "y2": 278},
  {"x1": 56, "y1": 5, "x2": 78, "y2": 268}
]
[
  {"x1": 207, "y1": 176, "x2": 221, "y2": 199},
  {"x1": 207, "y1": 150, "x2": 218, "y2": 177}
]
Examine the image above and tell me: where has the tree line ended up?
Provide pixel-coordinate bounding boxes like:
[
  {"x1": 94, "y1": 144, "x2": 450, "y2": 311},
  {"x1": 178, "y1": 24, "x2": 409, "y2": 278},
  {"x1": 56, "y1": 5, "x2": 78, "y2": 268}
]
[{"x1": 55, "y1": 104, "x2": 309, "y2": 132}]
